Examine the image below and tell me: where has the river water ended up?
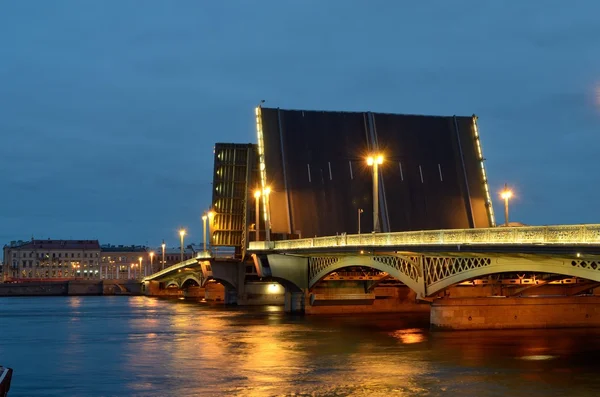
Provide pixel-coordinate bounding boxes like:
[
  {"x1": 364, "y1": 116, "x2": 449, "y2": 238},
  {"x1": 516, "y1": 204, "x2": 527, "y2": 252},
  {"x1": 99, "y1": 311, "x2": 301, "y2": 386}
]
[{"x1": 1, "y1": 296, "x2": 600, "y2": 396}]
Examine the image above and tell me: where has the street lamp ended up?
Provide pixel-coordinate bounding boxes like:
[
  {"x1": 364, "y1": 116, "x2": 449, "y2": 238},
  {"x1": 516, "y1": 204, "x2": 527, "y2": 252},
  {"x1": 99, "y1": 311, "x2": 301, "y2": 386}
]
[
  {"x1": 161, "y1": 240, "x2": 166, "y2": 270},
  {"x1": 254, "y1": 189, "x2": 261, "y2": 242},
  {"x1": 366, "y1": 154, "x2": 384, "y2": 233},
  {"x1": 138, "y1": 257, "x2": 143, "y2": 277},
  {"x1": 149, "y1": 251, "x2": 155, "y2": 275},
  {"x1": 179, "y1": 229, "x2": 186, "y2": 263},
  {"x1": 358, "y1": 208, "x2": 364, "y2": 234},
  {"x1": 202, "y1": 213, "x2": 208, "y2": 252},
  {"x1": 207, "y1": 211, "x2": 215, "y2": 250},
  {"x1": 263, "y1": 187, "x2": 272, "y2": 242},
  {"x1": 500, "y1": 184, "x2": 513, "y2": 227}
]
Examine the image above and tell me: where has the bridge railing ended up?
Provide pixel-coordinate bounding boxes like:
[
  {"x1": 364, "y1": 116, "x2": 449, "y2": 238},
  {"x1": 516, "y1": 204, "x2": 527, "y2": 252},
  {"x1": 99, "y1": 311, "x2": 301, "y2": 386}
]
[
  {"x1": 248, "y1": 224, "x2": 600, "y2": 251},
  {"x1": 142, "y1": 257, "x2": 200, "y2": 282}
]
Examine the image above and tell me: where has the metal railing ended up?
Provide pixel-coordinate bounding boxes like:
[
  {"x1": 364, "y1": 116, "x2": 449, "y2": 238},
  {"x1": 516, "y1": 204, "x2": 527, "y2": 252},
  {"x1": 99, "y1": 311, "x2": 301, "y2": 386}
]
[
  {"x1": 142, "y1": 257, "x2": 200, "y2": 282},
  {"x1": 248, "y1": 224, "x2": 600, "y2": 251}
]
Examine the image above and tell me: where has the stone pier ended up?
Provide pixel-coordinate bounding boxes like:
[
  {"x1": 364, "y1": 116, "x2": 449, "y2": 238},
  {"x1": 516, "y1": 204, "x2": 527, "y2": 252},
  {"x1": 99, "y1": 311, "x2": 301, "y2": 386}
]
[{"x1": 431, "y1": 296, "x2": 600, "y2": 330}]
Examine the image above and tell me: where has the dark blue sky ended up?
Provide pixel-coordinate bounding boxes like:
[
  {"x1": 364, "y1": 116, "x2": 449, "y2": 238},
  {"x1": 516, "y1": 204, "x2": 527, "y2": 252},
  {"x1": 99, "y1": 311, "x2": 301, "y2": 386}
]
[{"x1": 1, "y1": 1, "x2": 599, "y2": 247}]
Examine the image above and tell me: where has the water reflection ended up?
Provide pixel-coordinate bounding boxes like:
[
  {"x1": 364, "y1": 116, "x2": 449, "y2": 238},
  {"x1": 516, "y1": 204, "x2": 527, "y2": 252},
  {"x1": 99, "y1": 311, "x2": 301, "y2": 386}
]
[
  {"x1": 2, "y1": 297, "x2": 600, "y2": 396},
  {"x1": 68, "y1": 296, "x2": 82, "y2": 308},
  {"x1": 390, "y1": 328, "x2": 426, "y2": 344}
]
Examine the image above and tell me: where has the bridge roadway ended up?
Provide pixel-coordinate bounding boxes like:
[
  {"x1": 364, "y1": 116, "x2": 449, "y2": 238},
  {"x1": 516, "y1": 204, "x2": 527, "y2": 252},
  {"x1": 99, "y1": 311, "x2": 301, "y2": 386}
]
[
  {"x1": 247, "y1": 224, "x2": 600, "y2": 310},
  {"x1": 142, "y1": 252, "x2": 248, "y2": 304},
  {"x1": 143, "y1": 224, "x2": 600, "y2": 323}
]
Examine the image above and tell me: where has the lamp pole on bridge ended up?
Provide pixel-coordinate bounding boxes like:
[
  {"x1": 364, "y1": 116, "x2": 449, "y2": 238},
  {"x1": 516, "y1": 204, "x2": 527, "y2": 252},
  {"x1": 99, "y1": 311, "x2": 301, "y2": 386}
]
[
  {"x1": 179, "y1": 229, "x2": 186, "y2": 263},
  {"x1": 161, "y1": 241, "x2": 166, "y2": 270},
  {"x1": 263, "y1": 187, "x2": 271, "y2": 242},
  {"x1": 254, "y1": 189, "x2": 261, "y2": 242},
  {"x1": 367, "y1": 154, "x2": 384, "y2": 233},
  {"x1": 358, "y1": 208, "x2": 363, "y2": 234},
  {"x1": 149, "y1": 251, "x2": 155, "y2": 274},
  {"x1": 208, "y1": 211, "x2": 215, "y2": 253},
  {"x1": 500, "y1": 184, "x2": 513, "y2": 227},
  {"x1": 202, "y1": 213, "x2": 208, "y2": 252}
]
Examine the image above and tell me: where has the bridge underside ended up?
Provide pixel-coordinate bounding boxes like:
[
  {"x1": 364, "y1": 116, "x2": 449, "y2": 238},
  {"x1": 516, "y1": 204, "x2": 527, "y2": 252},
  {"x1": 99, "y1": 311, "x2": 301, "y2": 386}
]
[
  {"x1": 137, "y1": 247, "x2": 600, "y2": 325},
  {"x1": 253, "y1": 250, "x2": 600, "y2": 299}
]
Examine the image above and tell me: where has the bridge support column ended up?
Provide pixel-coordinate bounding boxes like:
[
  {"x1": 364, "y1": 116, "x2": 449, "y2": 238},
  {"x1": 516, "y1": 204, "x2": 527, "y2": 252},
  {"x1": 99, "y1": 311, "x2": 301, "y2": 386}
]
[
  {"x1": 431, "y1": 296, "x2": 600, "y2": 330},
  {"x1": 224, "y1": 287, "x2": 238, "y2": 305},
  {"x1": 284, "y1": 289, "x2": 305, "y2": 313}
]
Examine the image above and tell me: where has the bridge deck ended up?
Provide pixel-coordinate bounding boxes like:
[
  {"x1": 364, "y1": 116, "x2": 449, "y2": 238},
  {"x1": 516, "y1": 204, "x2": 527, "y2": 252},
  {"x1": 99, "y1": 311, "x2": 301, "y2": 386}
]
[{"x1": 249, "y1": 224, "x2": 600, "y2": 254}]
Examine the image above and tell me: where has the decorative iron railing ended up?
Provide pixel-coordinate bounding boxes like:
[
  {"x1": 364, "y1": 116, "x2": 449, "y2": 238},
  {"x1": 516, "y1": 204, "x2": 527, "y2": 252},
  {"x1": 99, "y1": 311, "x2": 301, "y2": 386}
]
[{"x1": 248, "y1": 224, "x2": 600, "y2": 251}]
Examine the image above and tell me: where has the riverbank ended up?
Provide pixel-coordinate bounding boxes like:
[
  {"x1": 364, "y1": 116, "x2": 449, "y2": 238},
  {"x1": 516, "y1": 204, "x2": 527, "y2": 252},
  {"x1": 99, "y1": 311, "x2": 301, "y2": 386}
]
[{"x1": 0, "y1": 280, "x2": 142, "y2": 296}]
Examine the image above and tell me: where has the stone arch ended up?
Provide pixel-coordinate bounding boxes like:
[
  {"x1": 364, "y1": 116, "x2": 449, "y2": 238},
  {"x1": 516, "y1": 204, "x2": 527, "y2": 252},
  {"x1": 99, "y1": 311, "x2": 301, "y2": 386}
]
[
  {"x1": 309, "y1": 255, "x2": 424, "y2": 296},
  {"x1": 425, "y1": 257, "x2": 600, "y2": 296},
  {"x1": 205, "y1": 277, "x2": 235, "y2": 290},
  {"x1": 165, "y1": 280, "x2": 179, "y2": 289},
  {"x1": 181, "y1": 276, "x2": 202, "y2": 288}
]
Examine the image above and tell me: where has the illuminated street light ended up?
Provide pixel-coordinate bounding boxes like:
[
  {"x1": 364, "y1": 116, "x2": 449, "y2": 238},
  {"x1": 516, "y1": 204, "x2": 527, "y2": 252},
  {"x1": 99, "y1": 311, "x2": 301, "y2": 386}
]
[
  {"x1": 207, "y1": 211, "x2": 215, "y2": 250},
  {"x1": 366, "y1": 154, "x2": 384, "y2": 233},
  {"x1": 202, "y1": 213, "x2": 208, "y2": 252},
  {"x1": 129, "y1": 263, "x2": 135, "y2": 279},
  {"x1": 358, "y1": 208, "x2": 364, "y2": 234},
  {"x1": 161, "y1": 240, "x2": 166, "y2": 270},
  {"x1": 149, "y1": 251, "x2": 155, "y2": 275},
  {"x1": 254, "y1": 189, "x2": 261, "y2": 243},
  {"x1": 179, "y1": 229, "x2": 186, "y2": 263},
  {"x1": 263, "y1": 187, "x2": 271, "y2": 242},
  {"x1": 500, "y1": 183, "x2": 513, "y2": 227},
  {"x1": 138, "y1": 256, "x2": 143, "y2": 278}
]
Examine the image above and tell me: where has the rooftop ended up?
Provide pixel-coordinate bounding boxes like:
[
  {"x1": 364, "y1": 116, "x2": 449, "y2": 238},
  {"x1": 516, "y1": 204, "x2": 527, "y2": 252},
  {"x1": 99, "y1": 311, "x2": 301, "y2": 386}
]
[
  {"x1": 5, "y1": 239, "x2": 100, "y2": 250},
  {"x1": 100, "y1": 244, "x2": 148, "y2": 253}
]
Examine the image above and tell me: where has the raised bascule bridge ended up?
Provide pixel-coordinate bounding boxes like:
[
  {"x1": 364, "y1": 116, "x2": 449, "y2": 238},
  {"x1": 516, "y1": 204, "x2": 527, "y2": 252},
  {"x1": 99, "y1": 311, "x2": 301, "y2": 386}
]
[{"x1": 143, "y1": 107, "x2": 600, "y2": 330}]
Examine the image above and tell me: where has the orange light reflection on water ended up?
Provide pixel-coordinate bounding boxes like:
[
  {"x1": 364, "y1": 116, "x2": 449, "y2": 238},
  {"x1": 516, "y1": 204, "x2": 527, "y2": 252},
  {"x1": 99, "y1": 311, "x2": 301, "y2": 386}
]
[{"x1": 389, "y1": 328, "x2": 426, "y2": 344}]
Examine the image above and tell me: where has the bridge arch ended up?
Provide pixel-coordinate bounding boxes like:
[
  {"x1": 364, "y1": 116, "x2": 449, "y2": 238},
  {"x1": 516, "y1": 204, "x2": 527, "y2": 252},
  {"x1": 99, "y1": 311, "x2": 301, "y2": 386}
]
[
  {"x1": 165, "y1": 280, "x2": 179, "y2": 289},
  {"x1": 425, "y1": 256, "x2": 600, "y2": 296},
  {"x1": 204, "y1": 277, "x2": 235, "y2": 290},
  {"x1": 181, "y1": 275, "x2": 202, "y2": 288},
  {"x1": 309, "y1": 255, "x2": 424, "y2": 296}
]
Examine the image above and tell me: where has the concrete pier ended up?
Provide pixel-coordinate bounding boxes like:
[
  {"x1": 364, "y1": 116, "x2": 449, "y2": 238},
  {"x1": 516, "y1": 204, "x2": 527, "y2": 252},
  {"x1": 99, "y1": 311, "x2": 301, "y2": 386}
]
[
  {"x1": 431, "y1": 296, "x2": 600, "y2": 330},
  {"x1": 284, "y1": 291, "x2": 305, "y2": 313},
  {"x1": 305, "y1": 286, "x2": 430, "y2": 315}
]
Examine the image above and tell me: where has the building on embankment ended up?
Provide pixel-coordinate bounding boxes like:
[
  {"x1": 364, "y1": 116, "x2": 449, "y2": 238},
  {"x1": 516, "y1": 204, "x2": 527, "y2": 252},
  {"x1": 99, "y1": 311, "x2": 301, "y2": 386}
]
[{"x1": 2, "y1": 239, "x2": 100, "y2": 282}]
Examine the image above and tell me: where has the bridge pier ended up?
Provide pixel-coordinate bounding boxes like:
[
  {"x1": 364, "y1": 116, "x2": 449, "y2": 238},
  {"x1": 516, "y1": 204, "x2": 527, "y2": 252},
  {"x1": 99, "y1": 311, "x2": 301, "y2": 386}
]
[
  {"x1": 431, "y1": 296, "x2": 600, "y2": 330},
  {"x1": 224, "y1": 287, "x2": 238, "y2": 305},
  {"x1": 284, "y1": 290, "x2": 305, "y2": 313}
]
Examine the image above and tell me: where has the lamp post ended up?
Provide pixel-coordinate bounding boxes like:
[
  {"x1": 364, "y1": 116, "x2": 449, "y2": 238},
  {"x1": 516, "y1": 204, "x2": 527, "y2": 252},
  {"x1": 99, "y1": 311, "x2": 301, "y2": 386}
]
[
  {"x1": 138, "y1": 257, "x2": 143, "y2": 277},
  {"x1": 366, "y1": 154, "x2": 384, "y2": 233},
  {"x1": 358, "y1": 208, "x2": 363, "y2": 234},
  {"x1": 149, "y1": 251, "x2": 155, "y2": 274},
  {"x1": 263, "y1": 187, "x2": 271, "y2": 242},
  {"x1": 500, "y1": 184, "x2": 513, "y2": 227},
  {"x1": 202, "y1": 213, "x2": 207, "y2": 252},
  {"x1": 208, "y1": 211, "x2": 215, "y2": 252},
  {"x1": 179, "y1": 229, "x2": 186, "y2": 263},
  {"x1": 254, "y1": 189, "x2": 261, "y2": 242},
  {"x1": 161, "y1": 241, "x2": 166, "y2": 270}
]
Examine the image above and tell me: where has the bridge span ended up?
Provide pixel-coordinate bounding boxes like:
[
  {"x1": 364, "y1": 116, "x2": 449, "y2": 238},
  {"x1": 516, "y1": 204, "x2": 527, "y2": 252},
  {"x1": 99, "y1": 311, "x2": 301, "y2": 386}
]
[
  {"x1": 141, "y1": 224, "x2": 600, "y2": 329},
  {"x1": 247, "y1": 224, "x2": 600, "y2": 328},
  {"x1": 249, "y1": 224, "x2": 600, "y2": 297}
]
